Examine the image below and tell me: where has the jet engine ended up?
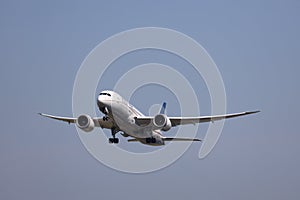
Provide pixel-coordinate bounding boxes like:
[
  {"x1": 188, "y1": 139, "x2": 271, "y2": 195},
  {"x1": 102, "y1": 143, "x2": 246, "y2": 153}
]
[
  {"x1": 153, "y1": 114, "x2": 172, "y2": 131},
  {"x1": 76, "y1": 114, "x2": 95, "y2": 132}
]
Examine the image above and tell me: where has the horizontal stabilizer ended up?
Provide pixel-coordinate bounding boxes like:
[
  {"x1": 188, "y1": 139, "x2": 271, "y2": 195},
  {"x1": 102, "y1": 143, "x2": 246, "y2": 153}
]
[
  {"x1": 163, "y1": 137, "x2": 201, "y2": 142},
  {"x1": 127, "y1": 137, "x2": 201, "y2": 142}
]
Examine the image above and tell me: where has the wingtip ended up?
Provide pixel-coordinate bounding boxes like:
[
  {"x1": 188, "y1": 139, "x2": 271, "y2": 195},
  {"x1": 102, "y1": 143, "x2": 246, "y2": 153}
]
[
  {"x1": 246, "y1": 110, "x2": 261, "y2": 114},
  {"x1": 38, "y1": 113, "x2": 47, "y2": 117},
  {"x1": 190, "y1": 138, "x2": 201, "y2": 142}
]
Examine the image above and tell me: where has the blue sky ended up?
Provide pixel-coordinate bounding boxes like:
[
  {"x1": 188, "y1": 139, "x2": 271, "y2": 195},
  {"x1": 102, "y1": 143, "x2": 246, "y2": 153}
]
[{"x1": 1, "y1": 0, "x2": 299, "y2": 199}]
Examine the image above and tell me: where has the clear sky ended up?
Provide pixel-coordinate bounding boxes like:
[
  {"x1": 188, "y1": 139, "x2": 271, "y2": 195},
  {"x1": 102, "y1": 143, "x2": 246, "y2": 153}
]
[{"x1": 1, "y1": 0, "x2": 299, "y2": 199}]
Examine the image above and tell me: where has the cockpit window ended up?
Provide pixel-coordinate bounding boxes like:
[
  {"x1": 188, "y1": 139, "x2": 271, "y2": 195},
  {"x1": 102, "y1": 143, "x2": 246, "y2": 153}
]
[{"x1": 99, "y1": 92, "x2": 111, "y2": 96}]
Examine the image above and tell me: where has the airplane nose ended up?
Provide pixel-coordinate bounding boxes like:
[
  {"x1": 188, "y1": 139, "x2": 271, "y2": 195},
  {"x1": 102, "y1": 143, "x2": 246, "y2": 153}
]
[
  {"x1": 97, "y1": 95, "x2": 105, "y2": 107},
  {"x1": 97, "y1": 98, "x2": 106, "y2": 113},
  {"x1": 97, "y1": 94, "x2": 112, "y2": 114}
]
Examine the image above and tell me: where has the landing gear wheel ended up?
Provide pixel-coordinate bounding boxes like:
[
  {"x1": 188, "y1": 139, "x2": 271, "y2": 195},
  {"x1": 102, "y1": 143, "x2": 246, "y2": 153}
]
[
  {"x1": 109, "y1": 138, "x2": 119, "y2": 144},
  {"x1": 113, "y1": 138, "x2": 119, "y2": 143},
  {"x1": 103, "y1": 116, "x2": 109, "y2": 121},
  {"x1": 108, "y1": 128, "x2": 120, "y2": 144},
  {"x1": 151, "y1": 137, "x2": 156, "y2": 143},
  {"x1": 146, "y1": 137, "x2": 156, "y2": 143}
]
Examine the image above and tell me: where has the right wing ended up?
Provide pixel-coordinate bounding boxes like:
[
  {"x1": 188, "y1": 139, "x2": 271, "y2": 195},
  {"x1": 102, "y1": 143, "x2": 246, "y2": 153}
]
[{"x1": 38, "y1": 113, "x2": 114, "y2": 129}]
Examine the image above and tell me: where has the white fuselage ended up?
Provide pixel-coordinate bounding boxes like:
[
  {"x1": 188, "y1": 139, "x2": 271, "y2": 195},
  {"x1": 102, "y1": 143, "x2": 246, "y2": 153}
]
[{"x1": 97, "y1": 91, "x2": 164, "y2": 145}]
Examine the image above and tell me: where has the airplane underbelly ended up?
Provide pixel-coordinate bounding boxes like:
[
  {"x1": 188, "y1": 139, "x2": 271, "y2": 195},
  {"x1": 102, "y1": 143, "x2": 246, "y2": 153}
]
[
  {"x1": 109, "y1": 101, "x2": 151, "y2": 138},
  {"x1": 116, "y1": 118, "x2": 151, "y2": 138}
]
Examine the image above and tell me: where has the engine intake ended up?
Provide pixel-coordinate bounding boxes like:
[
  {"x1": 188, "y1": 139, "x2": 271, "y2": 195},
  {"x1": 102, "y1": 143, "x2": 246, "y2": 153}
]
[
  {"x1": 76, "y1": 114, "x2": 95, "y2": 132},
  {"x1": 153, "y1": 114, "x2": 171, "y2": 131}
]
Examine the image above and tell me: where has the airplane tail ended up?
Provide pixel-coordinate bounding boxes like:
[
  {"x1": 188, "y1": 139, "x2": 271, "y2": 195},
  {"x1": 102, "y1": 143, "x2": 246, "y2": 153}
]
[{"x1": 159, "y1": 102, "x2": 167, "y2": 114}]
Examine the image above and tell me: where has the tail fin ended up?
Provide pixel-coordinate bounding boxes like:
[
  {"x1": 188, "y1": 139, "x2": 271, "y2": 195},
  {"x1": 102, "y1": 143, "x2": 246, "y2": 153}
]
[{"x1": 159, "y1": 102, "x2": 167, "y2": 114}]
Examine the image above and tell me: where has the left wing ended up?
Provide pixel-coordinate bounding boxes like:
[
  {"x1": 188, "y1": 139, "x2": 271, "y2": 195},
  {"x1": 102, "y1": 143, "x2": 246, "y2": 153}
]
[
  {"x1": 169, "y1": 110, "x2": 260, "y2": 126},
  {"x1": 135, "y1": 110, "x2": 260, "y2": 127}
]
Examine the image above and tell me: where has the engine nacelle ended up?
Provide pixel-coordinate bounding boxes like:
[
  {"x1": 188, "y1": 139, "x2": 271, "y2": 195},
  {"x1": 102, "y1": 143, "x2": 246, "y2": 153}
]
[
  {"x1": 153, "y1": 114, "x2": 172, "y2": 131},
  {"x1": 76, "y1": 114, "x2": 95, "y2": 132}
]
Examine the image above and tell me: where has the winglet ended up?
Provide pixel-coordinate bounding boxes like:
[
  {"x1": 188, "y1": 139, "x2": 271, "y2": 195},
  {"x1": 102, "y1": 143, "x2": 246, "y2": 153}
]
[{"x1": 159, "y1": 102, "x2": 167, "y2": 114}]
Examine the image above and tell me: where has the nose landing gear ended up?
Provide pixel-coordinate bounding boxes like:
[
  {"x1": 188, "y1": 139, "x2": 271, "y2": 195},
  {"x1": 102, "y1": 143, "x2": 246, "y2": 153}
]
[
  {"x1": 108, "y1": 128, "x2": 119, "y2": 144},
  {"x1": 103, "y1": 116, "x2": 109, "y2": 121}
]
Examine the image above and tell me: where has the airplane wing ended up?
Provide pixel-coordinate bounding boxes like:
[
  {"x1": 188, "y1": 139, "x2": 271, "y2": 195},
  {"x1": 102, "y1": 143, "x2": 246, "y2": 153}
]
[
  {"x1": 169, "y1": 110, "x2": 260, "y2": 126},
  {"x1": 135, "y1": 110, "x2": 260, "y2": 127},
  {"x1": 38, "y1": 113, "x2": 76, "y2": 123},
  {"x1": 38, "y1": 113, "x2": 113, "y2": 128}
]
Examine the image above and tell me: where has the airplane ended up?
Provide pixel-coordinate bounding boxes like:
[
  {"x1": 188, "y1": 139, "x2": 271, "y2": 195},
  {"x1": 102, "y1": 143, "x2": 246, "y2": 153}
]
[{"x1": 39, "y1": 90, "x2": 260, "y2": 146}]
